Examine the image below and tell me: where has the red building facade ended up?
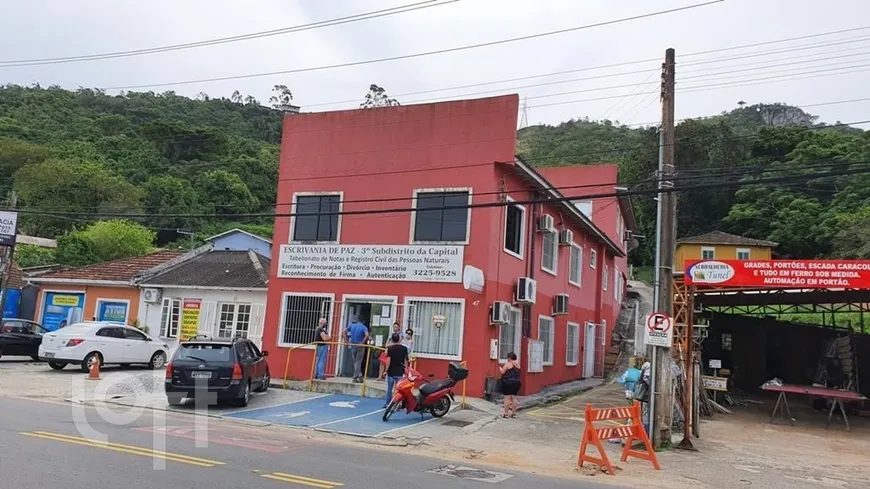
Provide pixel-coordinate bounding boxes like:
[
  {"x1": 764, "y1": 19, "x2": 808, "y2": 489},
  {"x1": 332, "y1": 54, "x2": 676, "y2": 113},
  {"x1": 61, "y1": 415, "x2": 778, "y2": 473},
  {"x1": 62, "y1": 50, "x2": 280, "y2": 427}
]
[{"x1": 262, "y1": 94, "x2": 634, "y2": 397}]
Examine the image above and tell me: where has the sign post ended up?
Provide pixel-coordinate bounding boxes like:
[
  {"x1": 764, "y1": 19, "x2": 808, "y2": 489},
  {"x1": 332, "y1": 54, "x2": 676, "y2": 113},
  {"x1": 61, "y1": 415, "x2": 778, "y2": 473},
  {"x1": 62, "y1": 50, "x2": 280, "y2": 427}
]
[{"x1": 644, "y1": 312, "x2": 674, "y2": 441}]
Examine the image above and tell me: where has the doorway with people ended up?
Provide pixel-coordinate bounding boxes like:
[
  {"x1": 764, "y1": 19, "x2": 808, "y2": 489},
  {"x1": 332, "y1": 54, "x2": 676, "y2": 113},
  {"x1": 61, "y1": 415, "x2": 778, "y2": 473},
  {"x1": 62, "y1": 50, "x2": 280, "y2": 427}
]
[{"x1": 337, "y1": 296, "x2": 400, "y2": 380}]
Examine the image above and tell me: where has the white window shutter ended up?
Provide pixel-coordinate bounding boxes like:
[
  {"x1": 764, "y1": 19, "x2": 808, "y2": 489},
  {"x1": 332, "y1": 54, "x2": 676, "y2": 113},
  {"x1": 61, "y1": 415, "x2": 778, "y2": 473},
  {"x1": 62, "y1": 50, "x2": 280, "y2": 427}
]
[
  {"x1": 250, "y1": 303, "x2": 266, "y2": 349},
  {"x1": 200, "y1": 301, "x2": 217, "y2": 337}
]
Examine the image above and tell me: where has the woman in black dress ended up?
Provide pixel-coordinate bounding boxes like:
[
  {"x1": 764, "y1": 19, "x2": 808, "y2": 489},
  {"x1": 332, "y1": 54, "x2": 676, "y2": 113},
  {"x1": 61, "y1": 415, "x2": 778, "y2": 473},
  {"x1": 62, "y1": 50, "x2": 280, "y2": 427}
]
[{"x1": 499, "y1": 352, "x2": 521, "y2": 418}]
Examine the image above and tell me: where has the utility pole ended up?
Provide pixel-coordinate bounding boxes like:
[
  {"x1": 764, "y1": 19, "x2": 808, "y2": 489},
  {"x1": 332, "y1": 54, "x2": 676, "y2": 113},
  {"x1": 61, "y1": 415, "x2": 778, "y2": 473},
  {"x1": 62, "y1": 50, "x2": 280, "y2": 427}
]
[
  {"x1": 176, "y1": 229, "x2": 197, "y2": 251},
  {"x1": 0, "y1": 191, "x2": 20, "y2": 319},
  {"x1": 651, "y1": 48, "x2": 676, "y2": 449}
]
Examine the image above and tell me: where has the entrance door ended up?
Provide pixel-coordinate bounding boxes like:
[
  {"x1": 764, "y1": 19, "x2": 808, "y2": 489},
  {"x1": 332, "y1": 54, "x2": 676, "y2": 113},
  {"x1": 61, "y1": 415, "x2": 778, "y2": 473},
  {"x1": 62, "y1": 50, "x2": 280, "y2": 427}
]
[
  {"x1": 584, "y1": 322, "x2": 596, "y2": 377},
  {"x1": 336, "y1": 300, "x2": 399, "y2": 379}
]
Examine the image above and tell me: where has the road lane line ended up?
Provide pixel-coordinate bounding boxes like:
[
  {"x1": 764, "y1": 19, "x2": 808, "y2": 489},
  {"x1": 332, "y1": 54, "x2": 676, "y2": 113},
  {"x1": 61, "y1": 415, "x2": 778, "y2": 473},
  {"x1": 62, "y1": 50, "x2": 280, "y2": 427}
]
[
  {"x1": 21, "y1": 431, "x2": 224, "y2": 467},
  {"x1": 262, "y1": 472, "x2": 343, "y2": 488}
]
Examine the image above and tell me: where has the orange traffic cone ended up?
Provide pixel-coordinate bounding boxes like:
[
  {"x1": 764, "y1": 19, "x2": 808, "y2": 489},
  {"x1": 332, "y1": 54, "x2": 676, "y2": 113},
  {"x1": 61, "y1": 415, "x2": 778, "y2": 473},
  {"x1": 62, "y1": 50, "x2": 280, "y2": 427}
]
[{"x1": 87, "y1": 356, "x2": 101, "y2": 380}]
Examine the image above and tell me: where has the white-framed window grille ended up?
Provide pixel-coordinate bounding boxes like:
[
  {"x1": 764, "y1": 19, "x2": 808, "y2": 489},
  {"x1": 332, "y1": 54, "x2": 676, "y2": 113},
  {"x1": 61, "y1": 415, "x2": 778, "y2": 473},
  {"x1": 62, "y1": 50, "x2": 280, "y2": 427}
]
[
  {"x1": 538, "y1": 315, "x2": 555, "y2": 366},
  {"x1": 499, "y1": 305, "x2": 522, "y2": 362},
  {"x1": 403, "y1": 297, "x2": 464, "y2": 359},
  {"x1": 566, "y1": 322, "x2": 580, "y2": 366}
]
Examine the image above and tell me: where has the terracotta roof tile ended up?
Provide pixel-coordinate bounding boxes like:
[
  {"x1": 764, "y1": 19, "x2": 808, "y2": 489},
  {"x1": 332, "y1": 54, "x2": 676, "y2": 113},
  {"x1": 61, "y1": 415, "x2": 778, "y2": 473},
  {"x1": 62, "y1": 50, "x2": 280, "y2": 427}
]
[
  {"x1": 677, "y1": 231, "x2": 778, "y2": 248},
  {"x1": 33, "y1": 250, "x2": 182, "y2": 282}
]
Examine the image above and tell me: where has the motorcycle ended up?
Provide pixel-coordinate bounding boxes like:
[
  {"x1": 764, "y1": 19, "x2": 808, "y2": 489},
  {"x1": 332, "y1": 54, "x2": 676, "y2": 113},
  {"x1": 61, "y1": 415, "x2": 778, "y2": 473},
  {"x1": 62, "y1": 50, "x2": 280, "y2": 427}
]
[{"x1": 382, "y1": 361, "x2": 468, "y2": 422}]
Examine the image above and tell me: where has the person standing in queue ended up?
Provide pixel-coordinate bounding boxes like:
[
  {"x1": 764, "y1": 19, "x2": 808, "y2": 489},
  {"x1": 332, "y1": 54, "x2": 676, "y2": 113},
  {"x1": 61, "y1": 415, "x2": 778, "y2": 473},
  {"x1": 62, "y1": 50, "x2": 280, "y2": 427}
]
[
  {"x1": 499, "y1": 352, "x2": 521, "y2": 418},
  {"x1": 380, "y1": 322, "x2": 403, "y2": 379},
  {"x1": 313, "y1": 318, "x2": 330, "y2": 380},
  {"x1": 344, "y1": 315, "x2": 369, "y2": 383},
  {"x1": 383, "y1": 332, "x2": 409, "y2": 408}
]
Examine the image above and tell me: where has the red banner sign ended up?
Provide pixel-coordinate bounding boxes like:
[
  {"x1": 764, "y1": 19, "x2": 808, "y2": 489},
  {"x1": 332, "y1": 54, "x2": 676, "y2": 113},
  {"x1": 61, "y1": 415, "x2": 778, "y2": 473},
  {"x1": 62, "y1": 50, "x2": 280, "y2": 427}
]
[{"x1": 684, "y1": 260, "x2": 870, "y2": 289}]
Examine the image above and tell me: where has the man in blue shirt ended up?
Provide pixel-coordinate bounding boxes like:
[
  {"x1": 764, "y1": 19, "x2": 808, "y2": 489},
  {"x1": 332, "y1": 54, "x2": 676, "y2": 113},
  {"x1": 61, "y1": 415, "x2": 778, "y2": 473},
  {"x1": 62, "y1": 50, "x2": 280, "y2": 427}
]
[{"x1": 344, "y1": 315, "x2": 369, "y2": 383}]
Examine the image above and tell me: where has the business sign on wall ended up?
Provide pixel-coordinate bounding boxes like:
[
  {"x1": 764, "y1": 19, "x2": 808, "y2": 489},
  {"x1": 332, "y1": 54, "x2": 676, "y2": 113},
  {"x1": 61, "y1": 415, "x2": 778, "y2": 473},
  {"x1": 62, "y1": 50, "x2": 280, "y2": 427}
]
[
  {"x1": 685, "y1": 260, "x2": 870, "y2": 288},
  {"x1": 0, "y1": 211, "x2": 18, "y2": 247},
  {"x1": 180, "y1": 299, "x2": 202, "y2": 340},
  {"x1": 278, "y1": 244, "x2": 464, "y2": 283}
]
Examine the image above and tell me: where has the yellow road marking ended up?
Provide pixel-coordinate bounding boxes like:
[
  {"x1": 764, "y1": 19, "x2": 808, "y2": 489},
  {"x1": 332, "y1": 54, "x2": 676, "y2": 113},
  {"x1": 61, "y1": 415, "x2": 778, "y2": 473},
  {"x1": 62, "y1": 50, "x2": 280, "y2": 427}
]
[
  {"x1": 20, "y1": 431, "x2": 225, "y2": 467},
  {"x1": 262, "y1": 472, "x2": 343, "y2": 488}
]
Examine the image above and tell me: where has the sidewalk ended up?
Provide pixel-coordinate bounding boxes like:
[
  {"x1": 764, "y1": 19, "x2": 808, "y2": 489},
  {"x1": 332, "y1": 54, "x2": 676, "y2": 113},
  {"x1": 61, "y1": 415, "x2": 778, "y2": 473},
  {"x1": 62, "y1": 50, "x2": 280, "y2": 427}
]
[{"x1": 417, "y1": 379, "x2": 870, "y2": 489}]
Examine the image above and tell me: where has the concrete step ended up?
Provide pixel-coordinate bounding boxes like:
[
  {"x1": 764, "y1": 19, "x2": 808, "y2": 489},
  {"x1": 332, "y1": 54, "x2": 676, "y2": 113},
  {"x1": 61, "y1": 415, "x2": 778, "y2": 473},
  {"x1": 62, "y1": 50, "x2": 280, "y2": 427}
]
[{"x1": 276, "y1": 377, "x2": 387, "y2": 399}]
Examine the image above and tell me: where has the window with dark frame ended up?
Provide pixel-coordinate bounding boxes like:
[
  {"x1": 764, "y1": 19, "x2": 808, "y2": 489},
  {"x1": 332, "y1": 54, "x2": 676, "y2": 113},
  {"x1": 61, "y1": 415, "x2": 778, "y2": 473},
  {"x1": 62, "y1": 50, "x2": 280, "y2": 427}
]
[
  {"x1": 293, "y1": 195, "x2": 340, "y2": 242},
  {"x1": 504, "y1": 202, "x2": 524, "y2": 256},
  {"x1": 413, "y1": 191, "x2": 470, "y2": 242}
]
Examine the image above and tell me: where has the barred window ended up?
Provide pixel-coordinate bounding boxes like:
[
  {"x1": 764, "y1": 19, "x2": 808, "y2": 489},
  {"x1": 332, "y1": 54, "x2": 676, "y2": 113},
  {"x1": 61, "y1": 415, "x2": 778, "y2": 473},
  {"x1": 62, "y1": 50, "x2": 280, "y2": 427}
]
[
  {"x1": 538, "y1": 315, "x2": 554, "y2": 365},
  {"x1": 499, "y1": 306, "x2": 521, "y2": 362},
  {"x1": 566, "y1": 322, "x2": 580, "y2": 366},
  {"x1": 405, "y1": 298, "x2": 463, "y2": 358},
  {"x1": 280, "y1": 294, "x2": 333, "y2": 346}
]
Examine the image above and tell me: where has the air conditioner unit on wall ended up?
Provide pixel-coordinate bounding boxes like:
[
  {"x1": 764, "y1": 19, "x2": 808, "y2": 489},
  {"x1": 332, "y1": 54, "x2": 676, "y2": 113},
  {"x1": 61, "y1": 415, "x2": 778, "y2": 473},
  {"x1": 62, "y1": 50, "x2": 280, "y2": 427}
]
[
  {"x1": 553, "y1": 294, "x2": 569, "y2": 315},
  {"x1": 558, "y1": 229, "x2": 574, "y2": 246},
  {"x1": 516, "y1": 277, "x2": 537, "y2": 304},
  {"x1": 143, "y1": 288, "x2": 162, "y2": 303},
  {"x1": 537, "y1": 215, "x2": 555, "y2": 233},
  {"x1": 490, "y1": 301, "x2": 511, "y2": 325}
]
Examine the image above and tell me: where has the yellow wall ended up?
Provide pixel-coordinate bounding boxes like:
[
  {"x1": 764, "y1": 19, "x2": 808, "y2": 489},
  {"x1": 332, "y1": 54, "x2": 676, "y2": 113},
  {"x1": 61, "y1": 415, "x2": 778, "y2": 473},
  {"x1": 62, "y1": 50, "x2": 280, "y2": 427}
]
[
  {"x1": 675, "y1": 244, "x2": 773, "y2": 272},
  {"x1": 35, "y1": 284, "x2": 141, "y2": 325}
]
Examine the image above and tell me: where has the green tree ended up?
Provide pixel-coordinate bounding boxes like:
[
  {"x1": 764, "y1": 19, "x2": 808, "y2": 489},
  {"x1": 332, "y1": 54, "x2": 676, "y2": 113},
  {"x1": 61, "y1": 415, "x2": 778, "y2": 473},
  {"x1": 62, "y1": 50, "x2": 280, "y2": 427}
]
[
  {"x1": 142, "y1": 175, "x2": 201, "y2": 229},
  {"x1": 56, "y1": 220, "x2": 154, "y2": 266},
  {"x1": 13, "y1": 158, "x2": 143, "y2": 236},
  {"x1": 360, "y1": 84, "x2": 400, "y2": 108},
  {"x1": 0, "y1": 139, "x2": 48, "y2": 198},
  {"x1": 13, "y1": 243, "x2": 57, "y2": 267},
  {"x1": 195, "y1": 169, "x2": 259, "y2": 214}
]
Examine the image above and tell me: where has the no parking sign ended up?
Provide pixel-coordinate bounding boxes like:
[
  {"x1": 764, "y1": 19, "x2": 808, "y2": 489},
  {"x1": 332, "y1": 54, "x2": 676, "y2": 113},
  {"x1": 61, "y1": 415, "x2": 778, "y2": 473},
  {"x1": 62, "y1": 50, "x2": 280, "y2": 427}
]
[{"x1": 644, "y1": 313, "x2": 673, "y2": 347}]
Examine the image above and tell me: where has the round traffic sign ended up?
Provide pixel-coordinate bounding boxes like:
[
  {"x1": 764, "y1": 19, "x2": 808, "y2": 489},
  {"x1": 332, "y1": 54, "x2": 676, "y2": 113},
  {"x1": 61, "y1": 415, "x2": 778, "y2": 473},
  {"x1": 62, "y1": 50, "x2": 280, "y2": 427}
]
[{"x1": 646, "y1": 313, "x2": 672, "y2": 333}]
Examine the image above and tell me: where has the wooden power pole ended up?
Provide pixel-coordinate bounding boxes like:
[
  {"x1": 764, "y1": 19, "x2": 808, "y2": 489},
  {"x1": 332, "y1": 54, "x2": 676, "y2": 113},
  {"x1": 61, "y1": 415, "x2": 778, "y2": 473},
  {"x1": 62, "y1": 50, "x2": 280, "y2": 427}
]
[{"x1": 651, "y1": 48, "x2": 677, "y2": 449}]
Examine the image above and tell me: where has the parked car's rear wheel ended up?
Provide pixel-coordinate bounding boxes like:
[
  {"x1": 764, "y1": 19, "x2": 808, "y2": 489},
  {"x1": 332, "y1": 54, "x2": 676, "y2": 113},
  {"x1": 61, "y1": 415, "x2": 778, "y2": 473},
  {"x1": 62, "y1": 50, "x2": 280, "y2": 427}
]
[
  {"x1": 48, "y1": 361, "x2": 67, "y2": 370},
  {"x1": 235, "y1": 381, "x2": 251, "y2": 407},
  {"x1": 80, "y1": 352, "x2": 102, "y2": 373},
  {"x1": 255, "y1": 371, "x2": 270, "y2": 393},
  {"x1": 149, "y1": 352, "x2": 167, "y2": 370}
]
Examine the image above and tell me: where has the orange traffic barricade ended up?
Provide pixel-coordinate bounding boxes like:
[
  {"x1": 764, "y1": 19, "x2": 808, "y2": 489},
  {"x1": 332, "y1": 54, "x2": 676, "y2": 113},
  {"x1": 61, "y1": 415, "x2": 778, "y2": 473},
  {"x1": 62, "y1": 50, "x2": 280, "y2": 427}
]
[{"x1": 577, "y1": 401, "x2": 660, "y2": 475}]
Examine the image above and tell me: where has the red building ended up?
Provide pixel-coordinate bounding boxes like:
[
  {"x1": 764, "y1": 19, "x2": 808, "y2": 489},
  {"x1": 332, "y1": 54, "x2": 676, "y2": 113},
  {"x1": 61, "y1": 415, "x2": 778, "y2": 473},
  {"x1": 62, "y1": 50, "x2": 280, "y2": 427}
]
[{"x1": 262, "y1": 94, "x2": 635, "y2": 397}]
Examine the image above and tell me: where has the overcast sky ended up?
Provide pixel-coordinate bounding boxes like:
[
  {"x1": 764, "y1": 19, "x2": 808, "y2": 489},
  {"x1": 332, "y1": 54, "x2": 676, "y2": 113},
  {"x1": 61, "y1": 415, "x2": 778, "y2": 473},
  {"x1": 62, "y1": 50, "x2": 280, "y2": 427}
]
[{"x1": 2, "y1": 0, "x2": 869, "y2": 128}]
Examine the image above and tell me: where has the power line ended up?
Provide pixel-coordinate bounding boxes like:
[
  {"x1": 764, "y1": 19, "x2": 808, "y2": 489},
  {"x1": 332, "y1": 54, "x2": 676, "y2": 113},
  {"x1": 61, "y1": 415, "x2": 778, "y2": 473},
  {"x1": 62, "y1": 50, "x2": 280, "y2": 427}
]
[
  {"x1": 10, "y1": 162, "x2": 870, "y2": 220},
  {"x1": 19, "y1": 158, "x2": 870, "y2": 214},
  {"x1": 100, "y1": 1, "x2": 723, "y2": 91},
  {"x1": 301, "y1": 26, "x2": 870, "y2": 109},
  {"x1": 0, "y1": 1, "x2": 458, "y2": 67}
]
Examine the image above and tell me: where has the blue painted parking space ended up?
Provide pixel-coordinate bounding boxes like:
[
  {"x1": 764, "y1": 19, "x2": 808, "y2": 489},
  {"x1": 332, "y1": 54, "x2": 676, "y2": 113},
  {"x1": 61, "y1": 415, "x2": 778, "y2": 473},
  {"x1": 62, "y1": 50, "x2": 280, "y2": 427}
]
[{"x1": 223, "y1": 394, "x2": 433, "y2": 437}]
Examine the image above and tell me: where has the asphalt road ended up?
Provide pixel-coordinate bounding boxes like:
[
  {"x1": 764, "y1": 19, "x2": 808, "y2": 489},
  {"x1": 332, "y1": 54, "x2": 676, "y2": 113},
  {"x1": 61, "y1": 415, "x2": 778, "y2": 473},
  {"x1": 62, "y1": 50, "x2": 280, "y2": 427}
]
[{"x1": 0, "y1": 395, "x2": 626, "y2": 489}]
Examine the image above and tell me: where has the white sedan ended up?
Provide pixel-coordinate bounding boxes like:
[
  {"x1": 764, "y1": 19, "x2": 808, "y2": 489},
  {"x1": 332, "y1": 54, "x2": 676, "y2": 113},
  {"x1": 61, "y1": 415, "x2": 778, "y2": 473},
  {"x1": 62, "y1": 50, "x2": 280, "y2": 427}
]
[{"x1": 38, "y1": 322, "x2": 169, "y2": 372}]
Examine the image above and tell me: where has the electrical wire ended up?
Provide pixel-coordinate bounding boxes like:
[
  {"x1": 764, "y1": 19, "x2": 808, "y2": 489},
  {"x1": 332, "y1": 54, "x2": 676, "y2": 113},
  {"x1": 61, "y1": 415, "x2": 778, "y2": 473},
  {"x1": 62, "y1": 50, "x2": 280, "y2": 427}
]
[
  {"x1": 10, "y1": 161, "x2": 870, "y2": 220},
  {"x1": 0, "y1": 1, "x2": 459, "y2": 67},
  {"x1": 19, "y1": 158, "x2": 870, "y2": 214},
  {"x1": 301, "y1": 27, "x2": 870, "y2": 109},
  {"x1": 99, "y1": 1, "x2": 724, "y2": 91}
]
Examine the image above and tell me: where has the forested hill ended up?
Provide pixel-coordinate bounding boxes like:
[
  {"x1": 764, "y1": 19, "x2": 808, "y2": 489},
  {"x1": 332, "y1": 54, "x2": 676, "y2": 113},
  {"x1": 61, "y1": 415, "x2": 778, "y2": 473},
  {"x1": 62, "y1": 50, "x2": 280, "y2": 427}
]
[
  {"x1": 517, "y1": 103, "x2": 870, "y2": 264},
  {"x1": 1, "y1": 84, "x2": 868, "y2": 267},
  {"x1": 0, "y1": 84, "x2": 283, "y2": 241}
]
